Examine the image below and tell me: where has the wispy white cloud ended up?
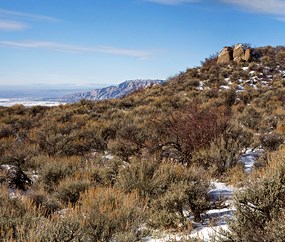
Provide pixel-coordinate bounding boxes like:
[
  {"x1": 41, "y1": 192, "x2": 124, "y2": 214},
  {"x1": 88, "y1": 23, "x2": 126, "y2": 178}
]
[
  {"x1": 144, "y1": 0, "x2": 199, "y2": 5},
  {"x1": 220, "y1": 0, "x2": 285, "y2": 15},
  {"x1": 0, "y1": 8, "x2": 61, "y2": 22},
  {"x1": 0, "y1": 20, "x2": 28, "y2": 31},
  {"x1": 0, "y1": 40, "x2": 152, "y2": 59},
  {"x1": 146, "y1": 0, "x2": 285, "y2": 21},
  {"x1": 0, "y1": 8, "x2": 61, "y2": 32}
]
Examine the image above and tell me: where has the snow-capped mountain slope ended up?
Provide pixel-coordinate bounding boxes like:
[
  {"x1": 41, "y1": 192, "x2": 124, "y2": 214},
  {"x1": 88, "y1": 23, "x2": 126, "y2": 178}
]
[{"x1": 62, "y1": 79, "x2": 164, "y2": 102}]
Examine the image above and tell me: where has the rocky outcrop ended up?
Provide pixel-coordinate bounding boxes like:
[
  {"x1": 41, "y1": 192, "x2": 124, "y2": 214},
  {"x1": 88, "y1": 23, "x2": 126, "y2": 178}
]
[{"x1": 217, "y1": 44, "x2": 252, "y2": 64}]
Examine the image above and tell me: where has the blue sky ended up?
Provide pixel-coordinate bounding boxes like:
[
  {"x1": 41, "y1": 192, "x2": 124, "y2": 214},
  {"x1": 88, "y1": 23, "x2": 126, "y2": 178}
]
[{"x1": 1, "y1": 0, "x2": 285, "y2": 88}]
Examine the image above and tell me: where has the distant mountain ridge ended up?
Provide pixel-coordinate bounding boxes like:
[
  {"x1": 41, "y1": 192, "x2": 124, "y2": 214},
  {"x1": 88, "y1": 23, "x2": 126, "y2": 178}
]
[{"x1": 62, "y1": 79, "x2": 164, "y2": 102}]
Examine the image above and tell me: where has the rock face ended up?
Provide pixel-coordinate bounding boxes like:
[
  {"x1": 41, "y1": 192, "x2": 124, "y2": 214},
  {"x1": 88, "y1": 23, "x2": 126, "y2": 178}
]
[
  {"x1": 217, "y1": 44, "x2": 252, "y2": 64},
  {"x1": 63, "y1": 79, "x2": 164, "y2": 102}
]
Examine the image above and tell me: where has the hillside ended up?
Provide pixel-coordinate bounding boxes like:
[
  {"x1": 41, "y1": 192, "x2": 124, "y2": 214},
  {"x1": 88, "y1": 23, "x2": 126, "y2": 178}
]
[
  {"x1": 1, "y1": 44, "x2": 285, "y2": 241},
  {"x1": 62, "y1": 79, "x2": 164, "y2": 102}
]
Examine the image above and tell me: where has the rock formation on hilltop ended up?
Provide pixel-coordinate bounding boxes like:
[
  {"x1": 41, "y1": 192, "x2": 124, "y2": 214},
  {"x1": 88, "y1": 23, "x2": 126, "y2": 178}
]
[{"x1": 217, "y1": 44, "x2": 252, "y2": 64}]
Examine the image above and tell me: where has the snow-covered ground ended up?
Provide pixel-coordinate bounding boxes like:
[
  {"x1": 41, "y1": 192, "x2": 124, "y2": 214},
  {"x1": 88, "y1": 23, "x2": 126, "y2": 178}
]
[
  {"x1": 189, "y1": 182, "x2": 234, "y2": 241},
  {"x1": 240, "y1": 148, "x2": 263, "y2": 173}
]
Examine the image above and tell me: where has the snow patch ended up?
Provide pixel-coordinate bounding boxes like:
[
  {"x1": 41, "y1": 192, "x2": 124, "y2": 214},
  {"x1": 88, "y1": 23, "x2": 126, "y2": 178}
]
[
  {"x1": 220, "y1": 85, "x2": 230, "y2": 90},
  {"x1": 240, "y1": 149, "x2": 263, "y2": 173},
  {"x1": 209, "y1": 182, "x2": 234, "y2": 201},
  {"x1": 196, "y1": 81, "x2": 205, "y2": 90},
  {"x1": 190, "y1": 224, "x2": 229, "y2": 242}
]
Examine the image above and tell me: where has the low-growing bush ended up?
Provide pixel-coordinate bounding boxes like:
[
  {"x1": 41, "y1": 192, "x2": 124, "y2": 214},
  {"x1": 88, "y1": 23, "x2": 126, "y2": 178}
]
[
  {"x1": 117, "y1": 159, "x2": 213, "y2": 228},
  {"x1": 28, "y1": 190, "x2": 61, "y2": 216},
  {"x1": 40, "y1": 158, "x2": 78, "y2": 192},
  {"x1": 27, "y1": 215, "x2": 85, "y2": 242},
  {"x1": 55, "y1": 179, "x2": 89, "y2": 205},
  {"x1": 260, "y1": 133, "x2": 284, "y2": 151},
  {"x1": 80, "y1": 187, "x2": 146, "y2": 241}
]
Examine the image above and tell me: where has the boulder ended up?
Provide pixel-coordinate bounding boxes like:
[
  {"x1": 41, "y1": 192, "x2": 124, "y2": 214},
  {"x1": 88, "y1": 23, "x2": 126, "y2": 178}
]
[
  {"x1": 233, "y1": 44, "x2": 244, "y2": 59},
  {"x1": 243, "y1": 48, "x2": 252, "y2": 61},
  {"x1": 217, "y1": 46, "x2": 233, "y2": 64}
]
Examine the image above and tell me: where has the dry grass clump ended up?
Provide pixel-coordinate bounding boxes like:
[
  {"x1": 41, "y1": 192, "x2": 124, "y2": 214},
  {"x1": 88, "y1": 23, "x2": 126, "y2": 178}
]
[{"x1": 79, "y1": 187, "x2": 146, "y2": 241}]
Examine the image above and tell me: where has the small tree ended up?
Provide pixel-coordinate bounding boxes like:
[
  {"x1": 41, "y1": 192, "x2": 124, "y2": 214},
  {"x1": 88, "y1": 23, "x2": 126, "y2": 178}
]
[
  {"x1": 110, "y1": 122, "x2": 148, "y2": 162},
  {"x1": 153, "y1": 104, "x2": 228, "y2": 165}
]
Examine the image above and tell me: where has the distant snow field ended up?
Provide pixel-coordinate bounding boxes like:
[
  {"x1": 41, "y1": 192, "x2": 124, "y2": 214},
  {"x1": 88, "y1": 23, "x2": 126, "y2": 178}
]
[{"x1": 0, "y1": 98, "x2": 65, "y2": 107}]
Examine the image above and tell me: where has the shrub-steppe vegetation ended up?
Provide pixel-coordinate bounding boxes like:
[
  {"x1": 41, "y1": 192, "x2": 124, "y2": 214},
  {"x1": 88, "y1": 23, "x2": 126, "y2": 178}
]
[{"x1": 1, "y1": 45, "x2": 285, "y2": 241}]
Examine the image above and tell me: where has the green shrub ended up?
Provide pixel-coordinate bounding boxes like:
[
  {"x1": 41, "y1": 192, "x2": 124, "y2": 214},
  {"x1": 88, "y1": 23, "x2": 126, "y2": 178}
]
[
  {"x1": 55, "y1": 179, "x2": 89, "y2": 205},
  {"x1": 91, "y1": 159, "x2": 122, "y2": 187},
  {"x1": 22, "y1": 213, "x2": 85, "y2": 242},
  {"x1": 116, "y1": 158, "x2": 160, "y2": 198},
  {"x1": 40, "y1": 158, "x2": 77, "y2": 192},
  {"x1": 192, "y1": 136, "x2": 244, "y2": 176},
  {"x1": 149, "y1": 170, "x2": 211, "y2": 228},
  {"x1": 117, "y1": 159, "x2": 212, "y2": 229}
]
